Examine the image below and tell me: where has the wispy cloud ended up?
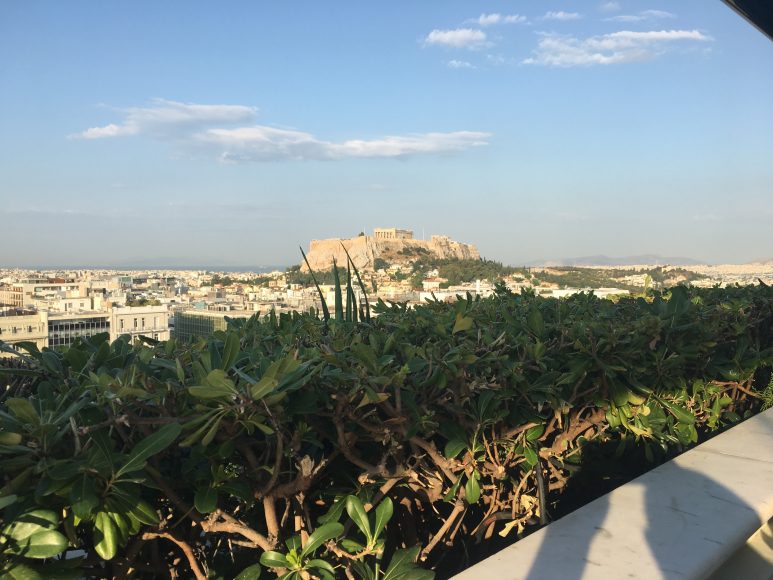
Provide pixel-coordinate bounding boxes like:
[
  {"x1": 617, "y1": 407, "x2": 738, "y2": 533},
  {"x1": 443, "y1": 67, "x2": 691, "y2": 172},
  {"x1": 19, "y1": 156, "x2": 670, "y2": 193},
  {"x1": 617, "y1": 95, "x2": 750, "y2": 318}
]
[
  {"x1": 523, "y1": 29, "x2": 712, "y2": 67},
  {"x1": 599, "y1": 1, "x2": 621, "y2": 12},
  {"x1": 470, "y1": 13, "x2": 527, "y2": 26},
  {"x1": 74, "y1": 99, "x2": 256, "y2": 139},
  {"x1": 543, "y1": 11, "x2": 582, "y2": 21},
  {"x1": 424, "y1": 28, "x2": 488, "y2": 49},
  {"x1": 447, "y1": 59, "x2": 475, "y2": 69},
  {"x1": 607, "y1": 10, "x2": 676, "y2": 23},
  {"x1": 75, "y1": 99, "x2": 492, "y2": 162},
  {"x1": 204, "y1": 128, "x2": 491, "y2": 161}
]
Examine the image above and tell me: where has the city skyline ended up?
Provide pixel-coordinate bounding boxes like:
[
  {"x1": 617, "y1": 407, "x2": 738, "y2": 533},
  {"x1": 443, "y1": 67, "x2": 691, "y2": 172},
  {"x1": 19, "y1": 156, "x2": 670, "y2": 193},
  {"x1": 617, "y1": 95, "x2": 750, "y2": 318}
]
[{"x1": 1, "y1": 1, "x2": 772, "y2": 267}]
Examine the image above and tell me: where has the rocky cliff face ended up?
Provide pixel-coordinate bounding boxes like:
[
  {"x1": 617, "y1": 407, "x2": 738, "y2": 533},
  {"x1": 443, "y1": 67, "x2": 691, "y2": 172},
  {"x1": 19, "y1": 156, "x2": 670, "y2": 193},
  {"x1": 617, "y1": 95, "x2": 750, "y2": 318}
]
[{"x1": 303, "y1": 235, "x2": 480, "y2": 271}]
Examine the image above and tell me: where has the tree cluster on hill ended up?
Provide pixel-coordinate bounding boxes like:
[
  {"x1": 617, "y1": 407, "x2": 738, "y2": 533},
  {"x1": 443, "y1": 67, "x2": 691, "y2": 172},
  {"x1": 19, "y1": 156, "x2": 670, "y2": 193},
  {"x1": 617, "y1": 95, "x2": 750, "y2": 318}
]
[
  {"x1": 286, "y1": 265, "x2": 339, "y2": 286},
  {"x1": 409, "y1": 257, "x2": 527, "y2": 288},
  {"x1": 533, "y1": 266, "x2": 708, "y2": 291}
]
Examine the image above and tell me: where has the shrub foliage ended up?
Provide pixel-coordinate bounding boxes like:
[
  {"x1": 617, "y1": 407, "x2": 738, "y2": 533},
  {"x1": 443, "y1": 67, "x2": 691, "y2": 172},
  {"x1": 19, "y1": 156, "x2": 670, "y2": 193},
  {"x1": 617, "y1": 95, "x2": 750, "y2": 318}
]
[{"x1": 1, "y1": 283, "x2": 772, "y2": 578}]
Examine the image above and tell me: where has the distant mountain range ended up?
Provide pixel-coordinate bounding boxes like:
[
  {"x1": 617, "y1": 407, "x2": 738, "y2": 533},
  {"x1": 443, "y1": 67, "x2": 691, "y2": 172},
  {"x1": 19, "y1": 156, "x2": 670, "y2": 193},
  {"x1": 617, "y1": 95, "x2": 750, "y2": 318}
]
[{"x1": 528, "y1": 254, "x2": 705, "y2": 267}]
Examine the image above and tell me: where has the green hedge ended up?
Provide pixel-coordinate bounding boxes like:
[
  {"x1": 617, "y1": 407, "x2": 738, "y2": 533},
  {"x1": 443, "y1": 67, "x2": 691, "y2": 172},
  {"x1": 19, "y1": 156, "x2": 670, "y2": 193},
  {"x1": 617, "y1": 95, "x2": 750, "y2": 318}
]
[{"x1": 1, "y1": 283, "x2": 772, "y2": 578}]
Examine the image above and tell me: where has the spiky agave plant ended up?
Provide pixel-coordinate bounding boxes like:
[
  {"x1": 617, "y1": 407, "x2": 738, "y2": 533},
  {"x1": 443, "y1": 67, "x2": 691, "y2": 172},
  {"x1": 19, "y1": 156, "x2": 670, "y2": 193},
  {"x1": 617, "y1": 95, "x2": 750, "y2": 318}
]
[{"x1": 299, "y1": 244, "x2": 371, "y2": 323}]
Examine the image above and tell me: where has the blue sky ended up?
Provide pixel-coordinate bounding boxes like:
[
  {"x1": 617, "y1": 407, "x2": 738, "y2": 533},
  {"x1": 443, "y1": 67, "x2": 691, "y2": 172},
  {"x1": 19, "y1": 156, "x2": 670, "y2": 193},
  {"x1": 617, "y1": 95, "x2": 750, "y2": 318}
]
[{"x1": 1, "y1": 1, "x2": 771, "y2": 267}]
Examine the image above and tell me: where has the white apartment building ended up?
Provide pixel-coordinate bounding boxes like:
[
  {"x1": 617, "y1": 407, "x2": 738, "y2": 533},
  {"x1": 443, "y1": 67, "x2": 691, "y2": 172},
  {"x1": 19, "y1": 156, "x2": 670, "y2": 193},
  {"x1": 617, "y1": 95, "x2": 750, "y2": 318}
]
[
  {"x1": 110, "y1": 305, "x2": 171, "y2": 342},
  {"x1": 0, "y1": 310, "x2": 48, "y2": 356}
]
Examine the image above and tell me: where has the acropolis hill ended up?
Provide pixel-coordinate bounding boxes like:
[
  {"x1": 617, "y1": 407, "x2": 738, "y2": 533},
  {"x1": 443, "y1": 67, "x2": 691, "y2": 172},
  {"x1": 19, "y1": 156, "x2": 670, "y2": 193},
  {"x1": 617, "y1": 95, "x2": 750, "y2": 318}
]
[{"x1": 302, "y1": 228, "x2": 480, "y2": 271}]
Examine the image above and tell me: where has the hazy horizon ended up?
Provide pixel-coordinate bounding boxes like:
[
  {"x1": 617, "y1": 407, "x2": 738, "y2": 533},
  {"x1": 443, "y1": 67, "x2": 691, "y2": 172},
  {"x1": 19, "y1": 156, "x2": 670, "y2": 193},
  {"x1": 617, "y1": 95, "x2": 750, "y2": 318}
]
[{"x1": 1, "y1": 1, "x2": 771, "y2": 267}]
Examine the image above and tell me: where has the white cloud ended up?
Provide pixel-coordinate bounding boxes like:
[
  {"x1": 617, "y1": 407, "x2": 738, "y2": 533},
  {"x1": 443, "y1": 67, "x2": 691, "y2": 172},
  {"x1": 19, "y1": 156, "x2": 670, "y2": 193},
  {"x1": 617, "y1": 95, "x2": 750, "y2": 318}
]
[
  {"x1": 74, "y1": 99, "x2": 256, "y2": 139},
  {"x1": 334, "y1": 132, "x2": 490, "y2": 158},
  {"x1": 447, "y1": 59, "x2": 475, "y2": 69},
  {"x1": 203, "y1": 127, "x2": 491, "y2": 161},
  {"x1": 599, "y1": 1, "x2": 621, "y2": 12},
  {"x1": 79, "y1": 123, "x2": 135, "y2": 139},
  {"x1": 607, "y1": 10, "x2": 676, "y2": 22},
  {"x1": 75, "y1": 99, "x2": 492, "y2": 162},
  {"x1": 471, "y1": 13, "x2": 527, "y2": 26},
  {"x1": 523, "y1": 29, "x2": 711, "y2": 67},
  {"x1": 543, "y1": 11, "x2": 582, "y2": 21},
  {"x1": 476, "y1": 13, "x2": 501, "y2": 26},
  {"x1": 424, "y1": 28, "x2": 488, "y2": 49}
]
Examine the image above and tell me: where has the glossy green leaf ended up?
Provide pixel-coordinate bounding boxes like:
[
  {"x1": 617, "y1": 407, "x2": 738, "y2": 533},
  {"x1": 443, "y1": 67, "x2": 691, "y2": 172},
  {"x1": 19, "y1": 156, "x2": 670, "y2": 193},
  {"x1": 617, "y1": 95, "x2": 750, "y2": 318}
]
[
  {"x1": 194, "y1": 486, "x2": 218, "y2": 514},
  {"x1": 0, "y1": 494, "x2": 18, "y2": 510},
  {"x1": 260, "y1": 551, "x2": 290, "y2": 569},
  {"x1": 0, "y1": 561, "x2": 44, "y2": 580},
  {"x1": 221, "y1": 332, "x2": 240, "y2": 370},
  {"x1": 307, "y1": 559, "x2": 336, "y2": 575},
  {"x1": 70, "y1": 475, "x2": 99, "y2": 520},
  {"x1": 444, "y1": 438, "x2": 467, "y2": 459},
  {"x1": 2, "y1": 509, "x2": 59, "y2": 542},
  {"x1": 129, "y1": 500, "x2": 159, "y2": 526},
  {"x1": 452, "y1": 314, "x2": 473, "y2": 334},
  {"x1": 93, "y1": 511, "x2": 118, "y2": 560},
  {"x1": 250, "y1": 375, "x2": 278, "y2": 401},
  {"x1": 234, "y1": 563, "x2": 262, "y2": 580},
  {"x1": 0, "y1": 432, "x2": 23, "y2": 445},
  {"x1": 115, "y1": 422, "x2": 182, "y2": 477},
  {"x1": 661, "y1": 400, "x2": 696, "y2": 425},
  {"x1": 300, "y1": 522, "x2": 344, "y2": 558},
  {"x1": 383, "y1": 546, "x2": 433, "y2": 580},
  {"x1": 345, "y1": 495, "x2": 371, "y2": 543},
  {"x1": 464, "y1": 472, "x2": 480, "y2": 504},
  {"x1": 373, "y1": 497, "x2": 393, "y2": 541},
  {"x1": 5, "y1": 398, "x2": 39, "y2": 426},
  {"x1": 200, "y1": 415, "x2": 223, "y2": 447},
  {"x1": 187, "y1": 385, "x2": 234, "y2": 399}
]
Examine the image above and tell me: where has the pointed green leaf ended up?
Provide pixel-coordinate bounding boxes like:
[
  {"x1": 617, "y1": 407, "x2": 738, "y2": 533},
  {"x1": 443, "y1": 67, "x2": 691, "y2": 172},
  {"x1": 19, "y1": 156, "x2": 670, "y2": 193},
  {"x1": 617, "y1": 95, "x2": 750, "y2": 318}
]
[
  {"x1": 300, "y1": 246, "x2": 330, "y2": 322},
  {"x1": 300, "y1": 522, "x2": 344, "y2": 558},
  {"x1": 333, "y1": 260, "x2": 343, "y2": 321},
  {"x1": 0, "y1": 432, "x2": 23, "y2": 445},
  {"x1": 187, "y1": 385, "x2": 236, "y2": 399},
  {"x1": 452, "y1": 314, "x2": 473, "y2": 335},
  {"x1": 194, "y1": 486, "x2": 218, "y2": 514},
  {"x1": 444, "y1": 438, "x2": 467, "y2": 459},
  {"x1": 308, "y1": 559, "x2": 336, "y2": 575},
  {"x1": 661, "y1": 400, "x2": 696, "y2": 425},
  {"x1": 464, "y1": 472, "x2": 480, "y2": 504},
  {"x1": 129, "y1": 500, "x2": 159, "y2": 526},
  {"x1": 200, "y1": 415, "x2": 223, "y2": 447},
  {"x1": 260, "y1": 551, "x2": 290, "y2": 569},
  {"x1": 116, "y1": 422, "x2": 182, "y2": 477},
  {"x1": 250, "y1": 375, "x2": 278, "y2": 401},
  {"x1": 373, "y1": 497, "x2": 393, "y2": 541},
  {"x1": 345, "y1": 495, "x2": 371, "y2": 543},
  {"x1": 3, "y1": 509, "x2": 58, "y2": 542},
  {"x1": 70, "y1": 475, "x2": 99, "y2": 520},
  {"x1": 13, "y1": 529, "x2": 68, "y2": 559},
  {"x1": 0, "y1": 561, "x2": 43, "y2": 580},
  {"x1": 221, "y1": 332, "x2": 240, "y2": 370},
  {"x1": 6, "y1": 398, "x2": 39, "y2": 426},
  {"x1": 0, "y1": 494, "x2": 18, "y2": 510},
  {"x1": 93, "y1": 511, "x2": 118, "y2": 560},
  {"x1": 383, "y1": 546, "x2": 433, "y2": 580},
  {"x1": 234, "y1": 563, "x2": 262, "y2": 580}
]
